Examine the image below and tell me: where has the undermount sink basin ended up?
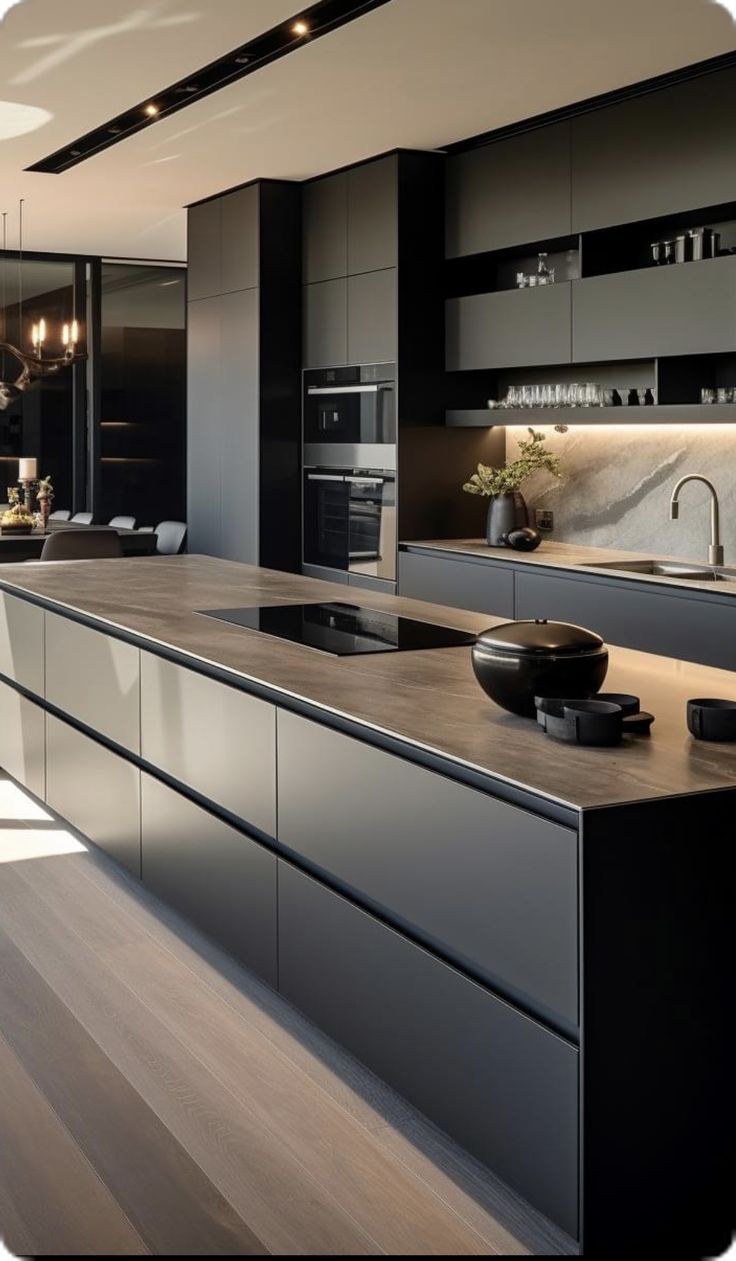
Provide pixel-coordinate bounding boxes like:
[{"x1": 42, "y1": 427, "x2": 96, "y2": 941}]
[{"x1": 581, "y1": 559, "x2": 736, "y2": 583}]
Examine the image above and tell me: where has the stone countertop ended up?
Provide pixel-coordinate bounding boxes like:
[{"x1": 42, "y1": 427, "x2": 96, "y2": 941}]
[
  {"x1": 1, "y1": 554, "x2": 736, "y2": 814},
  {"x1": 400, "y1": 538, "x2": 736, "y2": 597}
]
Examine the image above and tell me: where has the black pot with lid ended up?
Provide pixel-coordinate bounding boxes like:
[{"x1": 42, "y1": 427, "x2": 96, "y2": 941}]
[{"x1": 471, "y1": 618, "x2": 609, "y2": 717}]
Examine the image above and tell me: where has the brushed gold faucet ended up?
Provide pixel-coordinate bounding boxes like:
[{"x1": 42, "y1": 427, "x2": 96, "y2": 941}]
[{"x1": 669, "y1": 474, "x2": 724, "y2": 566}]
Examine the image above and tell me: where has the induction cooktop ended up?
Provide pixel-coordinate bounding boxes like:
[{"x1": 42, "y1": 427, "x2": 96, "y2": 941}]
[{"x1": 199, "y1": 601, "x2": 477, "y2": 657}]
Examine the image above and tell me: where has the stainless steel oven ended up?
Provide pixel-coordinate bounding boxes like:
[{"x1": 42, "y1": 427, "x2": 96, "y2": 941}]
[
  {"x1": 303, "y1": 468, "x2": 397, "y2": 582},
  {"x1": 303, "y1": 364, "x2": 396, "y2": 470}
]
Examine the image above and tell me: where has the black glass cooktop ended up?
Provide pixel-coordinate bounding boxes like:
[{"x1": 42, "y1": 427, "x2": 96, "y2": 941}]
[{"x1": 200, "y1": 601, "x2": 477, "y2": 657}]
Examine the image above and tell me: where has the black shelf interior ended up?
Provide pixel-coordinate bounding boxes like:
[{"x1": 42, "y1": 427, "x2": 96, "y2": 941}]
[
  {"x1": 580, "y1": 200, "x2": 736, "y2": 277},
  {"x1": 445, "y1": 234, "x2": 579, "y2": 297},
  {"x1": 657, "y1": 352, "x2": 736, "y2": 404}
]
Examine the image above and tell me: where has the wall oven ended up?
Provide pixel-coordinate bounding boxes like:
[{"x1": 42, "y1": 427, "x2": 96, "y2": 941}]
[
  {"x1": 303, "y1": 468, "x2": 397, "y2": 583},
  {"x1": 303, "y1": 363, "x2": 396, "y2": 470}
]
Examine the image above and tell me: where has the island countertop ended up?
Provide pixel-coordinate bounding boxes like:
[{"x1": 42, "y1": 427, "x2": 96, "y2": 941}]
[{"x1": 1, "y1": 553, "x2": 736, "y2": 814}]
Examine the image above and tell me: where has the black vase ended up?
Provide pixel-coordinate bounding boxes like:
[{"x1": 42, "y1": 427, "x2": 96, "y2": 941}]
[{"x1": 486, "y1": 492, "x2": 529, "y2": 546}]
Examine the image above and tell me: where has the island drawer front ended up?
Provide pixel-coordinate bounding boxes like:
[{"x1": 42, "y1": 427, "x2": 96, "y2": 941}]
[
  {"x1": 45, "y1": 611, "x2": 140, "y2": 753},
  {"x1": 277, "y1": 712, "x2": 578, "y2": 1031},
  {"x1": 0, "y1": 591, "x2": 45, "y2": 696},
  {"x1": 279, "y1": 862, "x2": 579, "y2": 1237},
  {"x1": 141, "y1": 774, "x2": 277, "y2": 987},
  {"x1": 46, "y1": 715, "x2": 141, "y2": 879},
  {"x1": 140, "y1": 652, "x2": 276, "y2": 838},
  {"x1": 0, "y1": 680, "x2": 45, "y2": 800},
  {"x1": 398, "y1": 550, "x2": 515, "y2": 618}
]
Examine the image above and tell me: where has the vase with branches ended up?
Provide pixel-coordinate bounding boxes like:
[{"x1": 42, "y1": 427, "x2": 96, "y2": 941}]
[{"x1": 462, "y1": 428, "x2": 562, "y2": 545}]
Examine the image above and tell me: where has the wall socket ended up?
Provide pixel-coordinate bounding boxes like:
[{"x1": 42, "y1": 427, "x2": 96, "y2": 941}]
[{"x1": 535, "y1": 509, "x2": 554, "y2": 533}]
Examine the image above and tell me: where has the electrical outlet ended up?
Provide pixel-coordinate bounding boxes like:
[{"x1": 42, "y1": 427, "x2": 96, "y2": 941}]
[{"x1": 536, "y1": 509, "x2": 554, "y2": 533}]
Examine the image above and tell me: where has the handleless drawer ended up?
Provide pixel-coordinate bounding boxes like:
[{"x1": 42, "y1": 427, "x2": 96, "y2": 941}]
[
  {"x1": 0, "y1": 592, "x2": 44, "y2": 696},
  {"x1": 279, "y1": 862, "x2": 579, "y2": 1237},
  {"x1": 277, "y1": 712, "x2": 578, "y2": 1032},
  {"x1": 45, "y1": 612, "x2": 140, "y2": 753},
  {"x1": 0, "y1": 680, "x2": 45, "y2": 799},
  {"x1": 46, "y1": 715, "x2": 140, "y2": 878},
  {"x1": 140, "y1": 653, "x2": 276, "y2": 837}
]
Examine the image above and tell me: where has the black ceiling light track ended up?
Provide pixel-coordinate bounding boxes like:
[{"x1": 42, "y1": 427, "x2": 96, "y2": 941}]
[{"x1": 26, "y1": 0, "x2": 392, "y2": 175}]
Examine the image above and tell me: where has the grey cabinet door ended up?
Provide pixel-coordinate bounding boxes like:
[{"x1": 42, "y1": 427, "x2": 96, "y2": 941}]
[
  {"x1": 220, "y1": 185, "x2": 260, "y2": 293},
  {"x1": 218, "y1": 287, "x2": 260, "y2": 563},
  {"x1": 515, "y1": 570, "x2": 736, "y2": 670},
  {"x1": 187, "y1": 199, "x2": 221, "y2": 301},
  {"x1": 141, "y1": 774, "x2": 277, "y2": 985},
  {"x1": 447, "y1": 282, "x2": 571, "y2": 370},
  {"x1": 0, "y1": 591, "x2": 44, "y2": 696},
  {"x1": 347, "y1": 156, "x2": 398, "y2": 275},
  {"x1": 303, "y1": 172, "x2": 348, "y2": 283},
  {"x1": 187, "y1": 296, "x2": 223, "y2": 556},
  {"x1": 572, "y1": 69, "x2": 736, "y2": 231},
  {"x1": 277, "y1": 711, "x2": 579, "y2": 1031},
  {"x1": 446, "y1": 122, "x2": 572, "y2": 257},
  {"x1": 347, "y1": 268, "x2": 397, "y2": 365},
  {"x1": 0, "y1": 681, "x2": 44, "y2": 800},
  {"x1": 279, "y1": 862, "x2": 579, "y2": 1238},
  {"x1": 45, "y1": 612, "x2": 140, "y2": 754},
  {"x1": 572, "y1": 256, "x2": 736, "y2": 361},
  {"x1": 399, "y1": 550, "x2": 514, "y2": 618},
  {"x1": 46, "y1": 715, "x2": 141, "y2": 878},
  {"x1": 140, "y1": 651, "x2": 277, "y2": 837},
  {"x1": 303, "y1": 278, "x2": 348, "y2": 368}
]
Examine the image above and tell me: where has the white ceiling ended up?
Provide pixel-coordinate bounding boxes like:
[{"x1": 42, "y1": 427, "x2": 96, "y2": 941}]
[{"x1": 1, "y1": 0, "x2": 735, "y2": 261}]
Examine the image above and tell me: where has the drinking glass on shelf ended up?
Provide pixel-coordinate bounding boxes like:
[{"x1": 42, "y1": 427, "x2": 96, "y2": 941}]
[
  {"x1": 716, "y1": 387, "x2": 731, "y2": 404},
  {"x1": 540, "y1": 384, "x2": 555, "y2": 408},
  {"x1": 516, "y1": 271, "x2": 527, "y2": 289},
  {"x1": 583, "y1": 383, "x2": 601, "y2": 407},
  {"x1": 554, "y1": 383, "x2": 569, "y2": 408},
  {"x1": 505, "y1": 385, "x2": 520, "y2": 408}
]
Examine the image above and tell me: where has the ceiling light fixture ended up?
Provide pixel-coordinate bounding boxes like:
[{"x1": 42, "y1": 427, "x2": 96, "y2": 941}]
[
  {"x1": 0, "y1": 200, "x2": 85, "y2": 411},
  {"x1": 292, "y1": 19, "x2": 309, "y2": 35},
  {"x1": 144, "y1": 103, "x2": 159, "y2": 117}
]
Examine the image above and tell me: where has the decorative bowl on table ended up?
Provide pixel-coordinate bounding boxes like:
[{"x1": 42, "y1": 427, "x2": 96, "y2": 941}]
[{"x1": 0, "y1": 510, "x2": 36, "y2": 535}]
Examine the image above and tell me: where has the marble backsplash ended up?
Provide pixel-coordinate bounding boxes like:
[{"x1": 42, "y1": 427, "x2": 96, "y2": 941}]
[{"x1": 504, "y1": 424, "x2": 736, "y2": 563}]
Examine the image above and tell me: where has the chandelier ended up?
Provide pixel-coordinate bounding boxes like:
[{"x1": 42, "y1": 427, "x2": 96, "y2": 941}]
[{"x1": 0, "y1": 200, "x2": 86, "y2": 411}]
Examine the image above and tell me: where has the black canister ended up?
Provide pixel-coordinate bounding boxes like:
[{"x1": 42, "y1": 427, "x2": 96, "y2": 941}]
[{"x1": 471, "y1": 618, "x2": 609, "y2": 717}]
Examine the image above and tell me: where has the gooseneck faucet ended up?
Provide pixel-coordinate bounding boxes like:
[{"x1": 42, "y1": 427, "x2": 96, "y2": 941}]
[{"x1": 669, "y1": 474, "x2": 724, "y2": 566}]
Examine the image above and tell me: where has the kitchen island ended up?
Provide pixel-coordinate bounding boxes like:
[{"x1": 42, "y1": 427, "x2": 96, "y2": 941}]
[{"x1": 0, "y1": 555, "x2": 730, "y2": 1256}]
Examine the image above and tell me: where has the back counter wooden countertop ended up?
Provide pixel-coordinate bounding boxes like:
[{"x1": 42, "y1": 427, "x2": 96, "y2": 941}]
[{"x1": 1, "y1": 553, "x2": 735, "y2": 814}]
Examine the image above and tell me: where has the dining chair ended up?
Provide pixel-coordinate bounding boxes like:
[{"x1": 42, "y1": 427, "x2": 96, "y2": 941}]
[
  {"x1": 40, "y1": 528, "x2": 123, "y2": 561},
  {"x1": 108, "y1": 515, "x2": 137, "y2": 530},
  {"x1": 152, "y1": 520, "x2": 187, "y2": 555},
  {"x1": 49, "y1": 509, "x2": 71, "y2": 521},
  {"x1": 71, "y1": 511, "x2": 93, "y2": 524}
]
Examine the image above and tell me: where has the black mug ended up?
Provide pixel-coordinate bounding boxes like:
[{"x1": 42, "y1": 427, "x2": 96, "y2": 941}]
[{"x1": 687, "y1": 698, "x2": 736, "y2": 742}]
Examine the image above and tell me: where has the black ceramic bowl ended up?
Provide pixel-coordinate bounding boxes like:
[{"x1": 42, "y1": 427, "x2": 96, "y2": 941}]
[
  {"x1": 687, "y1": 697, "x2": 736, "y2": 742},
  {"x1": 472, "y1": 618, "x2": 609, "y2": 718}
]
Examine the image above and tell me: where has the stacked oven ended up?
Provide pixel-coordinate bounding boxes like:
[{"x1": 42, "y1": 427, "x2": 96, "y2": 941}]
[{"x1": 302, "y1": 364, "x2": 396, "y2": 591}]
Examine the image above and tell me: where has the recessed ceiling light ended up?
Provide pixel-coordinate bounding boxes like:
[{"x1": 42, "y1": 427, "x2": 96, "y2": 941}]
[
  {"x1": 234, "y1": 54, "x2": 251, "y2": 65},
  {"x1": 292, "y1": 20, "x2": 309, "y2": 35},
  {"x1": 144, "y1": 103, "x2": 159, "y2": 117}
]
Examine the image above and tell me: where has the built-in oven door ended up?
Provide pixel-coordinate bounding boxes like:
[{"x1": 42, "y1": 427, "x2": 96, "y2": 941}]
[
  {"x1": 303, "y1": 472, "x2": 350, "y2": 571},
  {"x1": 303, "y1": 365, "x2": 396, "y2": 470},
  {"x1": 347, "y1": 474, "x2": 396, "y2": 582}
]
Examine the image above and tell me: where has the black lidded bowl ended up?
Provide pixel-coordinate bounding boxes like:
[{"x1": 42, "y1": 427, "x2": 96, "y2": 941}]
[{"x1": 471, "y1": 618, "x2": 609, "y2": 717}]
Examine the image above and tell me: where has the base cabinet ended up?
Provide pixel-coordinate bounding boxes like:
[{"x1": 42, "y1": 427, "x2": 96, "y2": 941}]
[
  {"x1": 278, "y1": 861, "x2": 579, "y2": 1237},
  {"x1": 0, "y1": 681, "x2": 45, "y2": 799},
  {"x1": 398, "y1": 549, "x2": 515, "y2": 617},
  {"x1": 141, "y1": 774, "x2": 277, "y2": 986},
  {"x1": 45, "y1": 715, "x2": 141, "y2": 878}
]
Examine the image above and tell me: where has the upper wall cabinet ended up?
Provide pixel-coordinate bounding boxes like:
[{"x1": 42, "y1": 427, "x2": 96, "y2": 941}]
[
  {"x1": 187, "y1": 186, "x2": 259, "y2": 300},
  {"x1": 187, "y1": 198, "x2": 221, "y2": 301},
  {"x1": 303, "y1": 172, "x2": 348, "y2": 283},
  {"x1": 347, "y1": 156, "x2": 398, "y2": 274},
  {"x1": 446, "y1": 282, "x2": 572, "y2": 370},
  {"x1": 446, "y1": 122, "x2": 571, "y2": 257},
  {"x1": 571, "y1": 69, "x2": 736, "y2": 232}
]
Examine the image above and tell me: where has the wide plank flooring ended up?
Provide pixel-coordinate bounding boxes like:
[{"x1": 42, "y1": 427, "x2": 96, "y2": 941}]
[{"x1": 0, "y1": 774, "x2": 577, "y2": 1256}]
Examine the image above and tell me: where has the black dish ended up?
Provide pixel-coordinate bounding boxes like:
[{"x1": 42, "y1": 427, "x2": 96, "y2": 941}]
[
  {"x1": 535, "y1": 693, "x2": 654, "y2": 745},
  {"x1": 472, "y1": 618, "x2": 608, "y2": 718},
  {"x1": 687, "y1": 697, "x2": 736, "y2": 742}
]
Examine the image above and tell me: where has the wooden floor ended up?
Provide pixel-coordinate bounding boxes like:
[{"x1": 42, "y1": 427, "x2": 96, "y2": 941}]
[{"x1": 0, "y1": 774, "x2": 577, "y2": 1256}]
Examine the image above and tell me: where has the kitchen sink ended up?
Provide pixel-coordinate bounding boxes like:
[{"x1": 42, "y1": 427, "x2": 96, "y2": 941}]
[{"x1": 580, "y1": 559, "x2": 736, "y2": 583}]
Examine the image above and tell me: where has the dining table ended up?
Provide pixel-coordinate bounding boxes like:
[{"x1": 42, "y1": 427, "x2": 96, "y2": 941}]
[{"x1": 0, "y1": 520, "x2": 158, "y2": 562}]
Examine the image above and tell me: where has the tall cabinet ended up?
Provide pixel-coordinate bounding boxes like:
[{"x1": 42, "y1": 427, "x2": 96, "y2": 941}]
[{"x1": 187, "y1": 181, "x2": 301, "y2": 570}]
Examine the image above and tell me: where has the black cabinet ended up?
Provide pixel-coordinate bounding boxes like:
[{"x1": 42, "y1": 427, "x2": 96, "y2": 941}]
[
  {"x1": 220, "y1": 186, "x2": 260, "y2": 293},
  {"x1": 187, "y1": 198, "x2": 221, "y2": 301},
  {"x1": 347, "y1": 156, "x2": 398, "y2": 274},
  {"x1": 446, "y1": 282, "x2": 572, "y2": 370},
  {"x1": 572, "y1": 257, "x2": 736, "y2": 362},
  {"x1": 187, "y1": 296, "x2": 222, "y2": 556},
  {"x1": 278, "y1": 861, "x2": 579, "y2": 1237},
  {"x1": 347, "y1": 268, "x2": 396, "y2": 364},
  {"x1": 571, "y1": 68, "x2": 736, "y2": 232},
  {"x1": 141, "y1": 774, "x2": 277, "y2": 986},
  {"x1": 303, "y1": 172, "x2": 348, "y2": 283},
  {"x1": 303, "y1": 278, "x2": 348, "y2": 368},
  {"x1": 446, "y1": 122, "x2": 572, "y2": 257},
  {"x1": 398, "y1": 549, "x2": 514, "y2": 617}
]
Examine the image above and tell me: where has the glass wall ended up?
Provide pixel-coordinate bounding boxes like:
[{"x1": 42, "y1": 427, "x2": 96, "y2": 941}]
[
  {"x1": 0, "y1": 257, "x2": 76, "y2": 510},
  {"x1": 99, "y1": 263, "x2": 186, "y2": 526}
]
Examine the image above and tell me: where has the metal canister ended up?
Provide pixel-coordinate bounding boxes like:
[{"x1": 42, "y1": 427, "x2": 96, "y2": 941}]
[
  {"x1": 689, "y1": 229, "x2": 705, "y2": 261},
  {"x1": 674, "y1": 234, "x2": 691, "y2": 263}
]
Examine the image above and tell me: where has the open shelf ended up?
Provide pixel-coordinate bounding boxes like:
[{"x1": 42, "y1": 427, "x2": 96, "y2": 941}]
[
  {"x1": 446, "y1": 404, "x2": 736, "y2": 427},
  {"x1": 445, "y1": 234, "x2": 580, "y2": 297}
]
